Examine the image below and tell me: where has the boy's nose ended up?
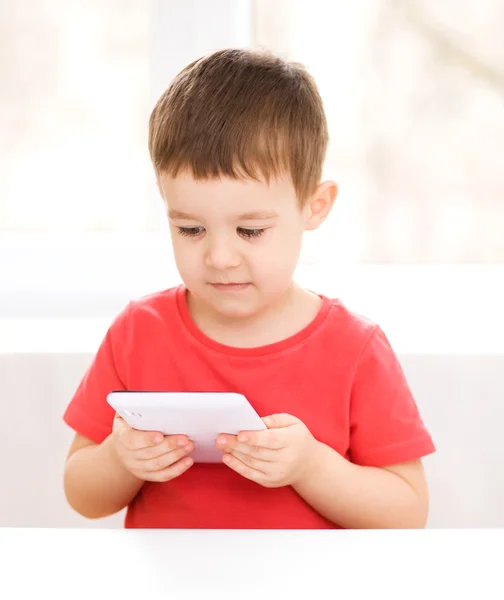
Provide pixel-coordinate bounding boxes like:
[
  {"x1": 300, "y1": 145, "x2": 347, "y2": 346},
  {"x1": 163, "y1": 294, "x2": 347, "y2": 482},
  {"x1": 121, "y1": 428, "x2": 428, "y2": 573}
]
[{"x1": 204, "y1": 239, "x2": 241, "y2": 270}]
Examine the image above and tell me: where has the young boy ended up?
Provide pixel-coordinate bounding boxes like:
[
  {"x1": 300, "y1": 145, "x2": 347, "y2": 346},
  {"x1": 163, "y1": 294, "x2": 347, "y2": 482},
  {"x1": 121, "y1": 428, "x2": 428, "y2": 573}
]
[{"x1": 63, "y1": 48, "x2": 435, "y2": 529}]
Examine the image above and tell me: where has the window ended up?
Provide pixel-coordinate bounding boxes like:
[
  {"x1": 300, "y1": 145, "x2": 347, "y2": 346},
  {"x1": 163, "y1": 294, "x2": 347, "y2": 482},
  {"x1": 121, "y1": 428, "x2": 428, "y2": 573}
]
[
  {"x1": 0, "y1": 0, "x2": 156, "y2": 234},
  {"x1": 254, "y1": 0, "x2": 504, "y2": 264},
  {"x1": 1, "y1": 0, "x2": 502, "y2": 352}
]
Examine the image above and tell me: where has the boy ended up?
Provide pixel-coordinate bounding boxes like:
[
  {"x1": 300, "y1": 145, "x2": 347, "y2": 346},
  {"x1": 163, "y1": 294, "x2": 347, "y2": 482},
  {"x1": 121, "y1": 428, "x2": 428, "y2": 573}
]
[{"x1": 63, "y1": 48, "x2": 435, "y2": 529}]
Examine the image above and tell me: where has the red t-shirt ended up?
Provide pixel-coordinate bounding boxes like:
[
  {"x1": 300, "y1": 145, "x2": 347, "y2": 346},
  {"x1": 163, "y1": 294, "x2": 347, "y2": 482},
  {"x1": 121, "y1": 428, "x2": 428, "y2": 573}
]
[{"x1": 63, "y1": 285, "x2": 435, "y2": 529}]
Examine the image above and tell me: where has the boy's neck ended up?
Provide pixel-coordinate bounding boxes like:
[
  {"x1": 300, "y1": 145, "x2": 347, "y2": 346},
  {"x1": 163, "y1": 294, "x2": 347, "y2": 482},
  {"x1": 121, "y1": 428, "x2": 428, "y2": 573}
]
[{"x1": 186, "y1": 282, "x2": 322, "y2": 348}]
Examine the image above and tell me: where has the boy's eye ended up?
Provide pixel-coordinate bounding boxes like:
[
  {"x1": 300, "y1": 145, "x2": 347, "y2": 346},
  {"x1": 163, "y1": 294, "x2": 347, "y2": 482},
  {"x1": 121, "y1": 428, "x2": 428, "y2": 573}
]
[
  {"x1": 177, "y1": 226, "x2": 205, "y2": 237},
  {"x1": 176, "y1": 226, "x2": 265, "y2": 239},
  {"x1": 238, "y1": 228, "x2": 265, "y2": 239}
]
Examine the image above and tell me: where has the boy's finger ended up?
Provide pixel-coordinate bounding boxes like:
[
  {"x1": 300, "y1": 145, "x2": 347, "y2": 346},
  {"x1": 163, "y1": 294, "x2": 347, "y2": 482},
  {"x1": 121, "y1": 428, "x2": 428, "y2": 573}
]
[
  {"x1": 215, "y1": 436, "x2": 276, "y2": 460},
  {"x1": 226, "y1": 449, "x2": 269, "y2": 473},
  {"x1": 138, "y1": 436, "x2": 191, "y2": 460},
  {"x1": 143, "y1": 445, "x2": 193, "y2": 472},
  {"x1": 145, "y1": 456, "x2": 194, "y2": 482},
  {"x1": 262, "y1": 413, "x2": 302, "y2": 428},
  {"x1": 124, "y1": 428, "x2": 165, "y2": 450},
  {"x1": 234, "y1": 427, "x2": 287, "y2": 450},
  {"x1": 222, "y1": 453, "x2": 265, "y2": 484}
]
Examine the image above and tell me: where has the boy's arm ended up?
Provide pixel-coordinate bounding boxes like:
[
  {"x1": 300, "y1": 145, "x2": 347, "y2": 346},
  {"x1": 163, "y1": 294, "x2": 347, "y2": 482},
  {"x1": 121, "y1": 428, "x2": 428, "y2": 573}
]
[
  {"x1": 290, "y1": 324, "x2": 432, "y2": 528},
  {"x1": 292, "y1": 443, "x2": 429, "y2": 528},
  {"x1": 64, "y1": 433, "x2": 144, "y2": 519},
  {"x1": 218, "y1": 414, "x2": 431, "y2": 529},
  {"x1": 64, "y1": 421, "x2": 194, "y2": 520}
]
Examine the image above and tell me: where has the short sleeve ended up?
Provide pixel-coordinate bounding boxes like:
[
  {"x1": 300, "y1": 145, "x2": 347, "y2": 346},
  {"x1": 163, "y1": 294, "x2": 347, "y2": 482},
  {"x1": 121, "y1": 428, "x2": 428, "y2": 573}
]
[
  {"x1": 349, "y1": 326, "x2": 435, "y2": 467},
  {"x1": 62, "y1": 303, "x2": 131, "y2": 444}
]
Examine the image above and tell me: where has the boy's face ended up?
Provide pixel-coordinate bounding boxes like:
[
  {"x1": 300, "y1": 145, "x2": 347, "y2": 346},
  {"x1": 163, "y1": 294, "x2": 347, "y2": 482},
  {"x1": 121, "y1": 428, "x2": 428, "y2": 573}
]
[{"x1": 158, "y1": 171, "x2": 336, "y2": 321}]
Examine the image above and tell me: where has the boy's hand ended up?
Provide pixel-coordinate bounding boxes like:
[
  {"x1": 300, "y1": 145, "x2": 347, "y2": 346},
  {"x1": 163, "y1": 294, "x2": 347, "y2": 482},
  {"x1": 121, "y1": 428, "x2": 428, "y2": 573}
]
[
  {"x1": 110, "y1": 414, "x2": 194, "y2": 482},
  {"x1": 215, "y1": 413, "x2": 320, "y2": 488}
]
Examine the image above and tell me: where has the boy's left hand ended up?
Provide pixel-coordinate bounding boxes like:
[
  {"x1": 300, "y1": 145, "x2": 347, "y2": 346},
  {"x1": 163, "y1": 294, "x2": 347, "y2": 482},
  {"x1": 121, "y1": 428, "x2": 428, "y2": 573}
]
[{"x1": 215, "y1": 413, "x2": 320, "y2": 488}]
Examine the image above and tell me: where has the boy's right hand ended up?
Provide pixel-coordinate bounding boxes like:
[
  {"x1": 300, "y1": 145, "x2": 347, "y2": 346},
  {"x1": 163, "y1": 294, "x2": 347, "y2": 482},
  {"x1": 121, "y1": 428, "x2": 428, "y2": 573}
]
[{"x1": 110, "y1": 414, "x2": 194, "y2": 482}]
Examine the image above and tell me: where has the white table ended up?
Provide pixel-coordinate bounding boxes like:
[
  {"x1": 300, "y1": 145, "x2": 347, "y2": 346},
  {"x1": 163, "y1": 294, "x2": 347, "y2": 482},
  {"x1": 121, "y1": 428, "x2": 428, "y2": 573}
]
[{"x1": 0, "y1": 529, "x2": 502, "y2": 599}]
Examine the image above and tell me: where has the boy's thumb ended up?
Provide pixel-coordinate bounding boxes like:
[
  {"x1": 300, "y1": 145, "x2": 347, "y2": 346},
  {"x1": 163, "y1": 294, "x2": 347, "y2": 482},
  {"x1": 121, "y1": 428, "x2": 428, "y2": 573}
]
[{"x1": 262, "y1": 413, "x2": 299, "y2": 429}]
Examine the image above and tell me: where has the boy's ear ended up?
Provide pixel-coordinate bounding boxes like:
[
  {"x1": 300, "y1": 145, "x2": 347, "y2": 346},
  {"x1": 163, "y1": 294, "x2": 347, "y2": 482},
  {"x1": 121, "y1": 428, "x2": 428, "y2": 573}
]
[{"x1": 303, "y1": 180, "x2": 338, "y2": 231}]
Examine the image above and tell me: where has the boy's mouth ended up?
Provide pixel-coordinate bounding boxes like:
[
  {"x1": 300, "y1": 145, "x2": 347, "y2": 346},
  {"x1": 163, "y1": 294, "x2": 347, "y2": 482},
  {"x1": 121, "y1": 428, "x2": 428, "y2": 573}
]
[{"x1": 210, "y1": 282, "x2": 251, "y2": 292}]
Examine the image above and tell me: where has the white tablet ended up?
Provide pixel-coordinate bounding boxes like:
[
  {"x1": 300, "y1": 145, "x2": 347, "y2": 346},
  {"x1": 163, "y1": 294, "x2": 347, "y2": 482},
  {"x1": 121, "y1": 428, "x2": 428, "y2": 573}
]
[{"x1": 106, "y1": 391, "x2": 267, "y2": 463}]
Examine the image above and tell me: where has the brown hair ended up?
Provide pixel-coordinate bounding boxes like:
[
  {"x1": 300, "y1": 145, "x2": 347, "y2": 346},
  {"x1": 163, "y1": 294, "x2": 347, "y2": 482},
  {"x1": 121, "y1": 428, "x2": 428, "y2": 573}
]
[{"x1": 148, "y1": 48, "x2": 328, "y2": 202}]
